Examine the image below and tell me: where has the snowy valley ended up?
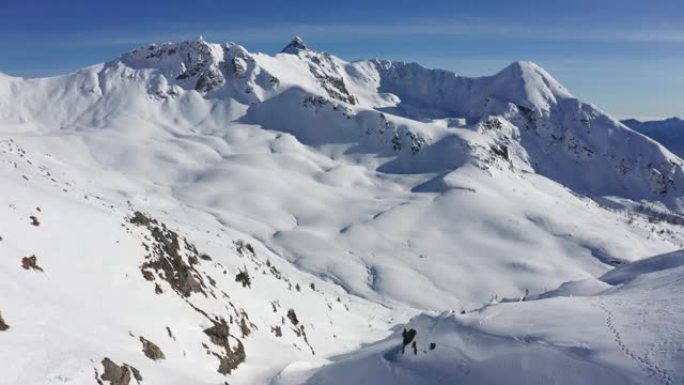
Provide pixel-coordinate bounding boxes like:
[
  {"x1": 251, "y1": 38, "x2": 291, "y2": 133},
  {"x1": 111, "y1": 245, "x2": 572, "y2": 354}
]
[{"x1": 1, "y1": 37, "x2": 684, "y2": 384}]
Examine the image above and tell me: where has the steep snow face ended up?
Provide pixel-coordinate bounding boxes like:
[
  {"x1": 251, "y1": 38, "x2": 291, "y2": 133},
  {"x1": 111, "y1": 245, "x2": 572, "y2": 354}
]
[
  {"x1": 353, "y1": 60, "x2": 570, "y2": 119},
  {"x1": 276, "y1": 38, "x2": 357, "y2": 105},
  {"x1": 344, "y1": 59, "x2": 684, "y2": 203},
  {"x1": 2, "y1": 37, "x2": 684, "y2": 385}
]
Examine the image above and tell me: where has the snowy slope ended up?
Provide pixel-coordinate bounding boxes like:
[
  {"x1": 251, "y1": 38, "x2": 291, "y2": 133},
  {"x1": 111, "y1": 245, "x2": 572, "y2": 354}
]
[
  {"x1": 289, "y1": 251, "x2": 684, "y2": 385},
  {"x1": 1, "y1": 37, "x2": 684, "y2": 385}
]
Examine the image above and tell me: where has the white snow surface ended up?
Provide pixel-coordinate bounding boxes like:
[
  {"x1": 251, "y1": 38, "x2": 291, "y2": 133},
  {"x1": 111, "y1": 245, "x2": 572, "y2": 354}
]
[{"x1": 1, "y1": 37, "x2": 684, "y2": 384}]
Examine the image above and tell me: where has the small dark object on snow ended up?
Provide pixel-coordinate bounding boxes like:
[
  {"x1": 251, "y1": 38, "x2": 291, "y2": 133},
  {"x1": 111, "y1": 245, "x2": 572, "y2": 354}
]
[
  {"x1": 29, "y1": 215, "x2": 40, "y2": 226},
  {"x1": 235, "y1": 269, "x2": 251, "y2": 288},
  {"x1": 287, "y1": 309, "x2": 299, "y2": 326},
  {"x1": 140, "y1": 336, "x2": 165, "y2": 360},
  {"x1": 0, "y1": 312, "x2": 9, "y2": 331},
  {"x1": 21, "y1": 255, "x2": 43, "y2": 272},
  {"x1": 401, "y1": 328, "x2": 417, "y2": 354},
  {"x1": 100, "y1": 358, "x2": 142, "y2": 385}
]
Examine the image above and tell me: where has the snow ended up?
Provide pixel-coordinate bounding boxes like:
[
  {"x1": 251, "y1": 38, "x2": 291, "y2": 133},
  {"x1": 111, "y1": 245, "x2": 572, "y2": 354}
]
[
  {"x1": 288, "y1": 252, "x2": 684, "y2": 385},
  {"x1": 1, "y1": 37, "x2": 683, "y2": 384}
]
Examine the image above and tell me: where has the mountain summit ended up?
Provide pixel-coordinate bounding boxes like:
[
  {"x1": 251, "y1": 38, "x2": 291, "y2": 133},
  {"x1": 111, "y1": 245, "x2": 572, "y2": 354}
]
[{"x1": 281, "y1": 35, "x2": 309, "y2": 54}]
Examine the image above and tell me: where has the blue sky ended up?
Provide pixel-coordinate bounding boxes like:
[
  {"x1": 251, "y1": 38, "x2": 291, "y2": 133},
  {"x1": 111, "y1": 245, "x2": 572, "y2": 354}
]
[{"x1": 1, "y1": 0, "x2": 682, "y2": 119}]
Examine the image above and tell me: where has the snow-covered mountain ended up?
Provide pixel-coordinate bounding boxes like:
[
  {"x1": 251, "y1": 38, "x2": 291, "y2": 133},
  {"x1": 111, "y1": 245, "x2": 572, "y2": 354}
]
[
  {"x1": 1, "y1": 37, "x2": 684, "y2": 384},
  {"x1": 623, "y1": 117, "x2": 684, "y2": 158}
]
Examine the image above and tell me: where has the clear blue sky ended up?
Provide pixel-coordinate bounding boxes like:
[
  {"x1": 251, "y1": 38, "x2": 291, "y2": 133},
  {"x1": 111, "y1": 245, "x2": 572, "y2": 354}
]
[{"x1": 1, "y1": 0, "x2": 682, "y2": 119}]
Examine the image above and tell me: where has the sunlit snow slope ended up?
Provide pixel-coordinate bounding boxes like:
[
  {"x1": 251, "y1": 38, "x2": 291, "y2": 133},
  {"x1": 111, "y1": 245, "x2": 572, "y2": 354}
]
[{"x1": 1, "y1": 37, "x2": 684, "y2": 385}]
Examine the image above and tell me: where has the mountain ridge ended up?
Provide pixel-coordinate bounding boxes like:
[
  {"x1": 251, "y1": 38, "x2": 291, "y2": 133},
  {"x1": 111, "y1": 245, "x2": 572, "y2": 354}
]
[{"x1": 4, "y1": 37, "x2": 681, "y2": 202}]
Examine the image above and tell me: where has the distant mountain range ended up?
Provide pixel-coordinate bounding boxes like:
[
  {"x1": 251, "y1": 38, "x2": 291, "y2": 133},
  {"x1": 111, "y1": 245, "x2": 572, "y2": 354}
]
[{"x1": 622, "y1": 117, "x2": 684, "y2": 157}]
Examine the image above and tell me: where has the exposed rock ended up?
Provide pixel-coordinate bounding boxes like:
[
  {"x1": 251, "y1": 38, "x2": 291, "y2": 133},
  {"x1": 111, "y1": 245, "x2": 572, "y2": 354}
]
[
  {"x1": 401, "y1": 328, "x2": 417, "y2": 354},
  {"x1": 203, "y1": 321, "x2": 246, "y2": 375},
  {"x1": 129, "y1": 211, "x2": 153, "y2": 226},
  {"x1": 0, "y1": 312, "x2": 9, "y2": 331},
  {"x1": 233, "y1": 240, "x2": 255, "y2": 257},
  {"x1": 100, "y1": 358, "x2": 142, "y2": 385},
  {"x1": 215, "y1": 342, "x2": 246, "y2": 375},
  {"x1": 140, "y1": 337, "x2": 165, "y2": 360},
  {"x1": 239, "y1": 317, "x2": 251, "y2": 338},
  {"x1": 286, "y1": 309, "x2": 299, "y2": 326},
  {"x1": 29, "y1": 215, "x2": 40, "y2": 226},
  {"x1": 235, "y1": 269, "x2": 251, "y2": 288},
  {"x1": 129, "y1": 211, "x2": 206, "y2": 297},
  {"x1": 194, "y1": 67, "x2": 225, "y2": 93},
  {"x1": 140, "y1": 269, "x2": 154, "y2": 281},
  {"x1": 281, "y1": 36, "x2": 309, "y2": 54},
  {"x1": 204, "y1": 322, "x2": 231, "y2": 346},
  {"x1": 21, "y1": 254, "x2": 43, "y2": 272}
]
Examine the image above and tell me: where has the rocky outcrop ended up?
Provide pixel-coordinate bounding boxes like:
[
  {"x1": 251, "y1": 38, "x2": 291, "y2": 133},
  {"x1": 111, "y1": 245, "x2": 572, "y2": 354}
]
[
  {"x1": 203, "y1": 321, "x2": 246, "y2": 375},
  {"x1": 281, "y1": 36, "x2": 309, "y2": 54},
  {"x1": 129, "y1": 211, "x2": 206, "y2": 297},
  {"x1": 98, "y1": 358, "x2": 142, "y2": 385},
  {"x1": 21, "y1": 255, "x2": 43, "y2": 272},
  {"x1": 0, "y1": 312, "x2": 9, "y2": 331},
  {"x1": 139, "y1": 337, "x2": 165, "y2": 361}
]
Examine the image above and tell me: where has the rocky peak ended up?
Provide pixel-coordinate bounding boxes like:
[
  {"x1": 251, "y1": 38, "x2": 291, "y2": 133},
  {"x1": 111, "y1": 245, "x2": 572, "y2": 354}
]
[
  {"x1": 281, "y1": 36, "x2": 309, "y2": 54},
  {"x1": 120, "y1": 38, "x2": 227, "y2": 93}
]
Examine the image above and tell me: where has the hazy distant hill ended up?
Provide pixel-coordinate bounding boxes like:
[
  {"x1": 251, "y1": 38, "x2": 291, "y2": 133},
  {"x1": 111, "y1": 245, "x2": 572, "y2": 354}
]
[{"x1": 623, "y1": 117, "x2": 684, "y2": 158}]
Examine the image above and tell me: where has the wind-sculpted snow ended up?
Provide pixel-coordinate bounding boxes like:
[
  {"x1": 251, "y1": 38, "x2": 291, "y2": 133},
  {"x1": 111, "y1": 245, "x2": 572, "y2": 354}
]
[{"x1": 1, "y1": 37, "x2": 684, "y2": 384}]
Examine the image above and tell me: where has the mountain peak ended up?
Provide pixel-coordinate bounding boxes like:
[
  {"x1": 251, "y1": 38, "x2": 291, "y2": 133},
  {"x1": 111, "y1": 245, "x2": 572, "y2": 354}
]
[
  {"x1": 491, "y1": 60, "x2": 572, "y2": 110},
  {"x1": 503, "y1": 60, "x2": 541, "y2": 72},
  {"x1": 498, "y1": 61, "x2": 556, "y2": 83},
  {"x1": 281, "y1": 36, "x2": 309, "y2": 54}
]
